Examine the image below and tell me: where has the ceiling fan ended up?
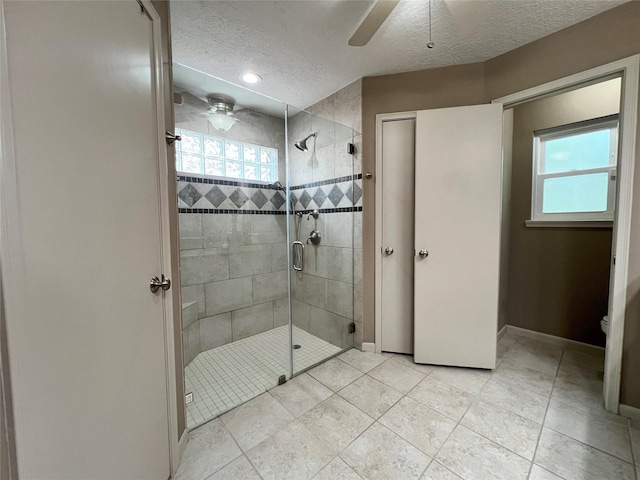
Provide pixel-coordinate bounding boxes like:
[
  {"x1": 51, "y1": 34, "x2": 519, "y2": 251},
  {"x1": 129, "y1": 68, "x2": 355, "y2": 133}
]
[
  {"x1": 348, "y1": 0, "x2": 488, "y2": 47},
  {"x1": 174, "y1": 91, "x2": 239, "y2": 132}
]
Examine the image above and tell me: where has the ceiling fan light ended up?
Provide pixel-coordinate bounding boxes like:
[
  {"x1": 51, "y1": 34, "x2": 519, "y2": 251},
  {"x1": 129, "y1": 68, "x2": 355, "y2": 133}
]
[
  {"x1": 240, "y1": 71, "x2": 262, "y2": 84},
  {"x1": 208, "y1": 113, "x2": 237, "y2": 131}
]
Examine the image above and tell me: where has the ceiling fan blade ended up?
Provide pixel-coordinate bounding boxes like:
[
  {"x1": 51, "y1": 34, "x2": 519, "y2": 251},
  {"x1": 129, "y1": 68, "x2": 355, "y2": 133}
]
[
  {"x1": 175, "y1": 111, "x2": 208, "y2": 123},
  {"x1": 349, "y1": 0, "x2": 400, "y2": 47},
  {"x1": 444, "y1": 0, "x2": 488, "y2": 35},
  {"x1": 180, "y1": 91, "x2": 212, "y2": 111}
]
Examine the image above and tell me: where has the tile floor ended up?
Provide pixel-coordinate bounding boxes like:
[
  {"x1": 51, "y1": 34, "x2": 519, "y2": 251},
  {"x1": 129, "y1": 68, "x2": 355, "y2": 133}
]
[
  {"x1": 186, "y1": 325, "x2": 342, "y2": 428},
  {"x1": 175, "y1": 331, "x2": 640, "y2": 480}
]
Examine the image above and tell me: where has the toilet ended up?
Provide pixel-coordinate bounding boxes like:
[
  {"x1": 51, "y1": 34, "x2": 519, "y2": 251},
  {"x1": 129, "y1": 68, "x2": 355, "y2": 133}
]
[{"x1": 601, "y1": 315, "x2": 609, "y2": 335}]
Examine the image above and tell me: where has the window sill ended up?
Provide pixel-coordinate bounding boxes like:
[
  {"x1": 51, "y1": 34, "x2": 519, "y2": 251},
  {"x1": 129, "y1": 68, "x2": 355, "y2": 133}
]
[{"x1": 525, "y1": 220, "x2": 613, "y2": 228}]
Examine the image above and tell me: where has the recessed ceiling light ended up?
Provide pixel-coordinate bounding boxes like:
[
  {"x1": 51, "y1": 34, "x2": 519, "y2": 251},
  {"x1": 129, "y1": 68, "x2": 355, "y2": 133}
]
[{"x1": 240, "y1": 72, "x2": 262, "y2": 85}]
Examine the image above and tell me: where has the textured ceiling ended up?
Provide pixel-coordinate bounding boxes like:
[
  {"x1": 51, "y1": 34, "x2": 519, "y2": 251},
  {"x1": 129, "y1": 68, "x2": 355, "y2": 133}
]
[{"x1": 170, "y1": 0, "x2": 628, "y2": 109}]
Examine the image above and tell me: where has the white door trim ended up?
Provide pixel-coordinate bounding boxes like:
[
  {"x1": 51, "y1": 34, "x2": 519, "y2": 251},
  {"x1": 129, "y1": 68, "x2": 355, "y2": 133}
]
[
  {"x1": 493, "y1": 54, "x2": 640, "y2": 414},
  {"x1": 140, "y1": 0, "x2": 180, "y2": 472},
  {"x1": 375, "y1": 111, "x2": 417, "y2": 353}
]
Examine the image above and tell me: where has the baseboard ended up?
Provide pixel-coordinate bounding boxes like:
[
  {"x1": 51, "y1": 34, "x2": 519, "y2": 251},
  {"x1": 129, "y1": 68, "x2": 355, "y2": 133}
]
[
  {"x1": 178, "y1": 430, "x2": 189, "y2": 462},
  {"x1": 619, "y1": 404, "x2": 640, "y2": 422},
  {"x1": 506, "y1": 325, "x2": 605, "y2": 357},
  {"x1": 497, "y1": 325, "x2": 507, "y2": 342},
  {"x1": 362, "y1": 342, "x2": 376, "y2": 353}
]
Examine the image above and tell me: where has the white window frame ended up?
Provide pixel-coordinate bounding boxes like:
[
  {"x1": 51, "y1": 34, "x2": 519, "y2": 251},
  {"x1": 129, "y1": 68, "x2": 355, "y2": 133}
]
[{"x1": 531, "y1": 115, "x2": 619, "y2": 222}]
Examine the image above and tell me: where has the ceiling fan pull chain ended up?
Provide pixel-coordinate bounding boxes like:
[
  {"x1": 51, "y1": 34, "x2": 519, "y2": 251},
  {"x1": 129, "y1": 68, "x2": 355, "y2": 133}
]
[{"x1": 427, "y1": 0, "x2": 435, "y2": 49}]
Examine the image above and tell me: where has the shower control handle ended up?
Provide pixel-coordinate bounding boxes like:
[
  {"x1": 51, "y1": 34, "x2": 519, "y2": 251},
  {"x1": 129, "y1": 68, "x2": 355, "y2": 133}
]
[
  {"x1": 418, "y1": 249, "x2": 429, "y2": 258},
  {"x1": 384, "y1": 247, "x2": 394, "y2": 255}
]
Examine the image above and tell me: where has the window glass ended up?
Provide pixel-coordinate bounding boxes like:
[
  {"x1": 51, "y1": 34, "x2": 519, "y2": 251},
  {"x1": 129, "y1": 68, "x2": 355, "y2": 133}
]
[
  {"x1": 542, "y1": 172, "x2": 609, "y2": 214},
  {"x1": 543, "y1": 129, "x2": 612, "y2": 174},
  {"x1": 175, "y1": 128, "x2": 278, "y2": 181}
]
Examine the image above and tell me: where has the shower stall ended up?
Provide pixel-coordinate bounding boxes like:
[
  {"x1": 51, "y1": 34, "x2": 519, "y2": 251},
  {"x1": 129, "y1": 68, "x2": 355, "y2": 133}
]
[{"x1": 173, "y1": 64, "x2": 360, "y2": 429}]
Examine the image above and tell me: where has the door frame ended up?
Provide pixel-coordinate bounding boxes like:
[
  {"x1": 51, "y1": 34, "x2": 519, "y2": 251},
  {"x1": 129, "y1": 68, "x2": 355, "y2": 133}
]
[
  {"x1": 141, "y1": 0, "x2": 180, "y2": 471},
  {"x1": 0, "y1": 0, "x2": 180, "y2": 473},
  {"x1": 374, "y1": 111, "x2": 417, "y2": 354},
  {"x1": 492, "y1": 54, "x2": 640, "y2": 414}
]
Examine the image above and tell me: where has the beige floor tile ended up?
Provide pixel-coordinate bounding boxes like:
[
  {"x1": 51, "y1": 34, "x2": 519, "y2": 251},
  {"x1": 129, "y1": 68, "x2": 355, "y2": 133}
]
[
  {"x1": 493, "y1": 360, "x2": 555, "y2": 397},
  {"x1": 247, "y1": 421, "x2": 337, "y2": 480},
  {"x1": 544, "y1": 399, "x2": 632, "y2": 462},
  {"x1": 460, "y1": 400, "x2": 542, "y2": 460},
  {"x1": 269, "y1": 373, "x2": 333, "y2": 418},
  {"x1": 208, "y1": 456, "x2": 261, "y2": 480},
  {"x1": 299, "y1": 395, "x2": 374, "y2": 450},
  {"x1": 341, "y1": 423, "x2": 431, "y2": 480},
  {"x1": 338, "y1": 374, "x2": 403, "y2": 418},
  {"x1": 221, "y1": 392, "x2": 293, "y2": 451},
  {"x1": 379, "y1": 397, "x2": 456, "y2": 456},
  {"x1": 501, "y1": 348, "x2": 560, "y2": 377},
  {"x1": 307, "y1": 358, "x2": 363, "y2": 391},
  {"x1": 436, "y1": 425, "x2": 530, "y2": 480},
  {"x1": 313, "y1": 457, "x2": 362, "y2": 480},
  {"x1": 550, "y1": 376, "x2": 604, "y2": 414},
  {"x1": 534, "y1": 427, "x2": 634, "y2": 480},
  {"x1": 390, "y1": 354, "x2": 437, "y2": 374},
  {"x1": 421, "y1": 461, "x2": 462, "y2": 480},
  {"x1": 338, "y1": 348, "x2": 389, "y2": 372},
  {"x1": 630, "y1": 420, "x2": 640, "y2": 463},
  {"x1": 368, "y1": 359, "x2": 426, "y2": 393},
  {"x1": 407, "y1": 376, "x2": 474, "y2": 422},
  {"x1": 429, "y1": 365, "x2": 492, "y2": 395},
  {"x1": 173, "y1": 419, "x2": 242, "y2": 480},
  {"x1": 529, "y1": 464, "x2": 564, "y2": 480},
  {"x1": 479, "y1": 377, "x2": 549, "y2": 423}
]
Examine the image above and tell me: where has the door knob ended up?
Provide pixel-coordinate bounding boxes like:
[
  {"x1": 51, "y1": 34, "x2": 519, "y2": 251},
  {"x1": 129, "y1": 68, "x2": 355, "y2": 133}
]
[
  {"x1": 150, "y1": 274, "x2": 171, "y2": 293},
  {"x1": 385, "y1": 247, "x2": 394, "y2": 255},
  {"x1": 418, "y1": 249, "x2": 429, "y2": 258}
]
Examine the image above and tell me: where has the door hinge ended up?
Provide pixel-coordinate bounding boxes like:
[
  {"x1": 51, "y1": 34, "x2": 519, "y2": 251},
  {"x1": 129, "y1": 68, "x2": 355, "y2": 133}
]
[
  {"x1": 278, "y1": 375, "x2": 287, "y2": 385},
  {"x1": 185, "y1": 392, "x2": 193, "y2": 405},
  {"x1": 348, "y1": 322, "x2": 356, "y2": 334}
]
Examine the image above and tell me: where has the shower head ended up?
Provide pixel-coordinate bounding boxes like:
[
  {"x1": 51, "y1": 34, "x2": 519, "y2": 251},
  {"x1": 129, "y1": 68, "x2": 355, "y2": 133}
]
[{"x1": 294, "y1": 133, "x2": 317, "y2": 152}]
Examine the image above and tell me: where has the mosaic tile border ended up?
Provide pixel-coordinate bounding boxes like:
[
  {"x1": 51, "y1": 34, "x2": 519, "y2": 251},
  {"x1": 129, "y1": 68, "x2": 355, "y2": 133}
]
[
  {"x1": 177, "y1": 174, "x2": 363, "y2": 213},
  {"x1": 178, "y1": 206, "x2": 362, "y2": 215}
]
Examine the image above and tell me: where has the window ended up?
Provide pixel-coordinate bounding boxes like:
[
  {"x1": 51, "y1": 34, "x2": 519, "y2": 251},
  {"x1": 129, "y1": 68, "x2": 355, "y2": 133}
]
[
  {"x1": 531, "y1": 115, "x2": 618, "y2": 222},
  {"x1": 175, "y1": 128, "x2": 278, "y2": 182}
]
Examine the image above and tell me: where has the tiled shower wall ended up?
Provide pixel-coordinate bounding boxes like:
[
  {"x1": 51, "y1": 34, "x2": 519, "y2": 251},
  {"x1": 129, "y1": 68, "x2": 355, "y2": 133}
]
[
  {"x1": 289, "y1": 79, "x2": 363, "y2": 350},
  {"x1": 177, "y1": 110, "x2": 288, "y2": 365},
  {"x1": 178, "y1": 181, "x2": 289, "y2": 366}
]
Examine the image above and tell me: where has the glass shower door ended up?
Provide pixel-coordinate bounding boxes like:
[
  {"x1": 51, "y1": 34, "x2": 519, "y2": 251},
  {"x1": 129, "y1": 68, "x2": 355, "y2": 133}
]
[{"x1": 287, "y1": 107, "x2": 355, "y2": 374}]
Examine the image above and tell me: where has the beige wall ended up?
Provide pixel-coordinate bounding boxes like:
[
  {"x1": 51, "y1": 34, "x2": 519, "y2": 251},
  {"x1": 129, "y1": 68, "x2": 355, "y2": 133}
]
[
  {"x1": 361, "y1": 1, "x2": 640, "y2": 405},
  {"x1": 506, "y1": 80, "x2": 620, "y2": 347}
]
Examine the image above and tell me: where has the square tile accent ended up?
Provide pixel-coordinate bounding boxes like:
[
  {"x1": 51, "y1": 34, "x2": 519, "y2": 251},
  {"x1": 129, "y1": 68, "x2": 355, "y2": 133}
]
[
  {"x1": 299, "y1": 190, "x2": 312, "y2": 208},
  {"x1": 229, "y1": 188, "x2": 249, "y2": 208},
  {"x1": 312, "y1": 187, "x2": 327, "y2": 208},
  {"x1": 204, "y1": 185, "x2": 227, "y2": 207},
  {"x1": 178, "y1": 184, "x2": 203, "y2": 207},
  {"x1": 328, "y1": 184, "x2": 345, "y2": 206},
  {"x1": 251, "y1": 189, "x2": 269, "y2": 209},
  {"x1": 270, "y1": 191, "x2": 286, "y2": 209},
  {"x1": 345, "y1": 182, "x2": 362, "y2": 205}
]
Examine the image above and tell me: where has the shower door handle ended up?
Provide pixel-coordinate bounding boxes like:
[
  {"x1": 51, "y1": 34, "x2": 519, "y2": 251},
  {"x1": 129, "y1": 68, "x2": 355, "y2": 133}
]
[{"x1": 292, "y1": 241, "x2": 304, "y2": 271}]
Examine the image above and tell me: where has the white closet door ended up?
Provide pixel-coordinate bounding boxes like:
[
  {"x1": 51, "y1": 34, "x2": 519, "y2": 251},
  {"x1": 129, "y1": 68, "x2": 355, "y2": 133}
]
[
  {"x1": 3, "y1": 2, "x2": 171, "y2": 478},
  {"x1": 381, "y1": 118, "x2": 416, "y2": 354},
  {"x1": 413, "y1": 104, "x2": 503, "y2": 369}
]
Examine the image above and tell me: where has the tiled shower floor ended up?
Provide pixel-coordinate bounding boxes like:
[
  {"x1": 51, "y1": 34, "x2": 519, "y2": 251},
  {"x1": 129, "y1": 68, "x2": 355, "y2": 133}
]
[{"x1": 185, "y1": 325, "x2": 342, "y2": 428}]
